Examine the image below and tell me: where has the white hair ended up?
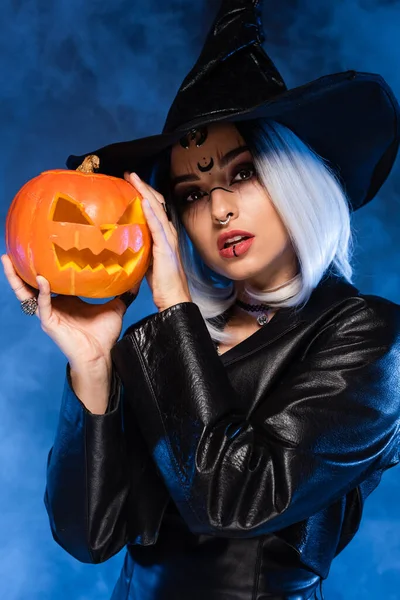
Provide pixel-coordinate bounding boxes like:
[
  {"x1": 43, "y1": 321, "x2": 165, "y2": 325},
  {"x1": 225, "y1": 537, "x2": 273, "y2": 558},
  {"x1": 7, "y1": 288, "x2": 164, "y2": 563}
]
[{"x1": 149, "y1": 119, "x2": 355, "y2": 345}]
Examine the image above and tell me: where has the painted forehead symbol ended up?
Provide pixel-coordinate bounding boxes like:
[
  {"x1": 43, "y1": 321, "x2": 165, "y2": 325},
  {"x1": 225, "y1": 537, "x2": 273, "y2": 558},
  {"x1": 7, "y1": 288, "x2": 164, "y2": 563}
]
[
  {"x1": 198, "y1": 157, "x2": 214, "y2": 172},
  {"x1": 179, "y1": 126, "x2": 208, "y2": 149},
  {"x1": 179, "y1": 126, "x2": 215, "y2": 174}
]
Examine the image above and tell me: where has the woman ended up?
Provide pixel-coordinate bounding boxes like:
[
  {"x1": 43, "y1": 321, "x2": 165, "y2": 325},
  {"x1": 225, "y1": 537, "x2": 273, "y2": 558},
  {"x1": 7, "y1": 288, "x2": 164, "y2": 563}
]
[{"x1": 2, "y1": 1, "x2": 400, "y2": 599}]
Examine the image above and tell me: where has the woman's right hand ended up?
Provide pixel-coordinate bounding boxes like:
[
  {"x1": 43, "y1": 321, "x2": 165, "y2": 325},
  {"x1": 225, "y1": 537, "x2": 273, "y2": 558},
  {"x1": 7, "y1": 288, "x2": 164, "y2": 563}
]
[{"x1": 1, "y1": 254, "x2": 142, "y2": 371}]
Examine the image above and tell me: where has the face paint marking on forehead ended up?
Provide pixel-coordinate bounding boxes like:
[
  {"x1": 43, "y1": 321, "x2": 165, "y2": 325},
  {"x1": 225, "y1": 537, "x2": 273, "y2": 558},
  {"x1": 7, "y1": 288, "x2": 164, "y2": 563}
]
[
  {"x1": 197, "y1": 157, "x2": 214, "y2": 172},
  {"x1": 170, "y1": 123, "x2": 251, "y2": 184},
  {"x1": 170, "y1": 144, "x2": 251, "y2": 188},
  {"x1": 179, "y1": 126, "x2": 208, "y2": 149}
]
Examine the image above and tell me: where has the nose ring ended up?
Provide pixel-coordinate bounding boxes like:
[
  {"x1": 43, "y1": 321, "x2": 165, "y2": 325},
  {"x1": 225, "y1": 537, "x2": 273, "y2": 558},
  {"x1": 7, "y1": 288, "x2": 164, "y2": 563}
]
[{"x1": 218, "y1": 215, "x2": 231, "y2": 225}]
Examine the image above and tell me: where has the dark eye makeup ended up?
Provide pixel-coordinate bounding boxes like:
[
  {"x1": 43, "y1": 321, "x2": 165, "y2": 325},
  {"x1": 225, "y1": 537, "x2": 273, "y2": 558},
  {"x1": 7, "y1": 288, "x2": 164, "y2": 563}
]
[{"x1": 173, "y1": 161, "x2": 256, "y2": 205}]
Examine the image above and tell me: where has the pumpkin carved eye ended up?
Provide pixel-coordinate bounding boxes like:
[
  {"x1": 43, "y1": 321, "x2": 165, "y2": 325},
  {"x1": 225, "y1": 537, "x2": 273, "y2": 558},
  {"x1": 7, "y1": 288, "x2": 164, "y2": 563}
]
[
  {"x1": 52, "y1": 195, "x2": 94, "y2": 225},
  {"x1": 117, "y1": 201, "x2": 135, "y2": 225}
]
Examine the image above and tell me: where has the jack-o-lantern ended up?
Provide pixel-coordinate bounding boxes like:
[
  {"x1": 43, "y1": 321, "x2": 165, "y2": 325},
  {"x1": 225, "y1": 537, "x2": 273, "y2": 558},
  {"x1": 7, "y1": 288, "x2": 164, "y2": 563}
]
[{"x1": 5, "y1": 155, "x2": 152, "y2": 298}]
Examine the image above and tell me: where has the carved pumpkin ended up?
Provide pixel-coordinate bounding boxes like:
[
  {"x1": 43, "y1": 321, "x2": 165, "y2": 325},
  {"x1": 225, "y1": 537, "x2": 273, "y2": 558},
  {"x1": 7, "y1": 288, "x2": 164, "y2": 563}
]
[{"x1": 5, "y1": 156, "x2": 152, "y2": 298}]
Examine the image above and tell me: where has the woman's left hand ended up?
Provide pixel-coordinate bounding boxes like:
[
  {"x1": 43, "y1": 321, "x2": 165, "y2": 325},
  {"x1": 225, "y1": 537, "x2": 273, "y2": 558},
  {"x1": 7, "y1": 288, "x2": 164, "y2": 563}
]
[{"x1": 124, "y1": 171, "x2": 192, "y2": 312}]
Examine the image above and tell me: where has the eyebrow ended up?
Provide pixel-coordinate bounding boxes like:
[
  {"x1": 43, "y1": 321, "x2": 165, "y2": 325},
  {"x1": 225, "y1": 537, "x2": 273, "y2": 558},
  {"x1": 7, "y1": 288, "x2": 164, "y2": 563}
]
[{"x1": 170, "y1": 145, "x2": 250, "y2": 188}]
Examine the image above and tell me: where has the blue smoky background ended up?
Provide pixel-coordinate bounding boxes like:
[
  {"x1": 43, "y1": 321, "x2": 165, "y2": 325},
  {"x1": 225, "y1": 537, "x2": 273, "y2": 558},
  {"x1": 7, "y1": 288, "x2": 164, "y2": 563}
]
[{"x1": 0, "y1": 1, "x2": 399, "y2": 598}]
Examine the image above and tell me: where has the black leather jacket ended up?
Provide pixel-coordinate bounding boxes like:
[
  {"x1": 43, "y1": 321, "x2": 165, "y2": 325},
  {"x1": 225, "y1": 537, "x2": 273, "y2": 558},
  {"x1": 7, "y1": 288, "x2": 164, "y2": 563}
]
[{"x1": 44, "y1": 274, "x2": 400, "y2": 599}]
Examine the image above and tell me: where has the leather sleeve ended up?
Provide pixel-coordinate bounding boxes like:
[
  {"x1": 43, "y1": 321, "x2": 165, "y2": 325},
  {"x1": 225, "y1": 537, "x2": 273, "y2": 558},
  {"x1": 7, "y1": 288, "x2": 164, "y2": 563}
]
[
  {"x1": 110, "y1": 301, "x2": 400, "y2": 537},
  {"x1": 43, "y1": 362, "x2": 169, "y2": 563}
]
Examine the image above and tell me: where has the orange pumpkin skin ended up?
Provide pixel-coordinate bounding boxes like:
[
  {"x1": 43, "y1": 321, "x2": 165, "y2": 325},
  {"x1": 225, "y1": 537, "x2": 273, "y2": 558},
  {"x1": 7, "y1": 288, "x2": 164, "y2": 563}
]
[{"x1": 5, "y1": 169, "x2": 152, "y2": 298}]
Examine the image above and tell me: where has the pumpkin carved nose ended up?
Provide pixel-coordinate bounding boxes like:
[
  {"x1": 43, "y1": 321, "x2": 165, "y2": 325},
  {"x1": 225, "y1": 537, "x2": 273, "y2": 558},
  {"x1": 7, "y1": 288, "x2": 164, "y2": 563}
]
[{"x1": 100, "y1": 225, "x2": 116, "y2": 240}]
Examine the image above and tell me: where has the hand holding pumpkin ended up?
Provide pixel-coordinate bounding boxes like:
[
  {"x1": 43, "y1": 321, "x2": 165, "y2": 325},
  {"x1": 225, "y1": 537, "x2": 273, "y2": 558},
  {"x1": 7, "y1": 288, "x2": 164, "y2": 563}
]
[
  {"x1": 124, "y1": 172, "x2": 192, "y2": 311},
  {"x1": 3, "y1": 157, "x2": 191, "y2": 372},
  {"x1": 1, "y1": 253, "x2": 142, "y2": 371}
]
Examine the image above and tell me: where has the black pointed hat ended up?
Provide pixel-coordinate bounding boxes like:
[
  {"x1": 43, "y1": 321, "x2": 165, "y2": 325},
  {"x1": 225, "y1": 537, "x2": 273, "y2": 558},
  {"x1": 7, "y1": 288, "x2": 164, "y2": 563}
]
[{"x1": 66, "y1": 0, "x2": 400, "y2": 211}]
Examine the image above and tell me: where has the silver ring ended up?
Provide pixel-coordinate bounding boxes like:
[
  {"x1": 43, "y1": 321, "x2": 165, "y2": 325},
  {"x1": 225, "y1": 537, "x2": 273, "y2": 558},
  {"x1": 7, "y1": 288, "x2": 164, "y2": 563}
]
[
  {"x1": 20, "y1": 297, "x2": 38, "y2": 316},
  {"x1": 162, "y1": 202, "x2": 170, "y2": 220},
  {"x1": 218, "y1": 215, "x2": 231, "y2": 225}
]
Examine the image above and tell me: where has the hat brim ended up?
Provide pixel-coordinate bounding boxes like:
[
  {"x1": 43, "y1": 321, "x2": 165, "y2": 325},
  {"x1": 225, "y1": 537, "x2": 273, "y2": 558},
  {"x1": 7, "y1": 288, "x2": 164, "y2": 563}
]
[{"x1": 66, "y1": 70, "x2": 400, "y2": 212}]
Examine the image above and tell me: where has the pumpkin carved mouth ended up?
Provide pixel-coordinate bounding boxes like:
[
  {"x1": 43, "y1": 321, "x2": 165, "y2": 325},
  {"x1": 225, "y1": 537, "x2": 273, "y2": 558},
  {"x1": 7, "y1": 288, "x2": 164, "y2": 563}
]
[{"x1": 53, "y1": 243, "x2": 137, "y2": 275}]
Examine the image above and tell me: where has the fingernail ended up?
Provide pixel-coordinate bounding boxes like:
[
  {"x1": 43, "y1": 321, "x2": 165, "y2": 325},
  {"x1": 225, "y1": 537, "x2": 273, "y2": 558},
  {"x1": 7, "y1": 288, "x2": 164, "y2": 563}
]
[{"x1": 131, "y1": 172, "x2": 140, "y2": 182}]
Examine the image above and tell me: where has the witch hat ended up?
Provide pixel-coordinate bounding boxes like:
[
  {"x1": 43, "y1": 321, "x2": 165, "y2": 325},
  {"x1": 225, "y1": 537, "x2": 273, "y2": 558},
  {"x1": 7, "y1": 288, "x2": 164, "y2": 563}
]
[{"x1": 66, "y1": 0, "x2": 400, "y2": 212}]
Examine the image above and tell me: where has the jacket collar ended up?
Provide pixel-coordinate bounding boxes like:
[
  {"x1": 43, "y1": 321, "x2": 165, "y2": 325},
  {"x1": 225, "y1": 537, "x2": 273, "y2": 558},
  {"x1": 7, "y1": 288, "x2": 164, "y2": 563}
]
[
  {"x1": 220, "y1": 273, "x2": 361, "y2": 364},
  {"x1": 298, "y1": 272, "x2": 361, "y2": 321}
]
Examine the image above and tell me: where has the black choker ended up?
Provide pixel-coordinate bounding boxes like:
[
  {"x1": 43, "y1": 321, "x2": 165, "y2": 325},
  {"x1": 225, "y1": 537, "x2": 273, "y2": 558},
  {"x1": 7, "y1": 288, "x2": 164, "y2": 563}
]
[
  {"x1": 215, "y1": 299, "x2": 273, "y2": 356},
  {"x1": 235, "y1": 299, "x2": 273, "y2": 312},
  {"x1": 235, "y1": 299, "x2": 273, "y2": 327}
]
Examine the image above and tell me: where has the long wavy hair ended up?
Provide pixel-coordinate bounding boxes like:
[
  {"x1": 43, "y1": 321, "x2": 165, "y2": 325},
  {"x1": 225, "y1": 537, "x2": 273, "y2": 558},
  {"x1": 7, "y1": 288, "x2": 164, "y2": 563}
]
[{"x1": 148, "y1": 119, "x2": 356, "y2": 345}]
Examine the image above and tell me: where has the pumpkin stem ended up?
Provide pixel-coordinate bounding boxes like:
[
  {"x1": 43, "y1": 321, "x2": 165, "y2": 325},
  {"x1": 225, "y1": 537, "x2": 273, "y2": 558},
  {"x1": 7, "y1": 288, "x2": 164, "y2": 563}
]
[{"x1": 76, "y1": 155, "x2": 100, "y2": 173}]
